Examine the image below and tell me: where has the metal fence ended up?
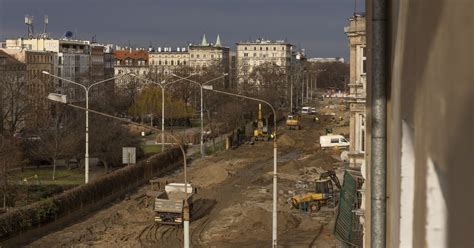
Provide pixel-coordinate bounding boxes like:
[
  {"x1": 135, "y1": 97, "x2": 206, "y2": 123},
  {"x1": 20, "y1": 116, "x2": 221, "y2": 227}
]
[{"x1": 334, "y1": 170, "x2": 363, "y2": 247}]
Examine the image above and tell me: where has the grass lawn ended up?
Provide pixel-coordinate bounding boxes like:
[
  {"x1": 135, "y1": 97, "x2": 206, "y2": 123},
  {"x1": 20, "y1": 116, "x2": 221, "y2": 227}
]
[
  {"x1": 141, "y1": 144, "x2": 172, "y2": 154},
  {"x1": 10, "y1": 167, "x2": 84, "y2": 186}
]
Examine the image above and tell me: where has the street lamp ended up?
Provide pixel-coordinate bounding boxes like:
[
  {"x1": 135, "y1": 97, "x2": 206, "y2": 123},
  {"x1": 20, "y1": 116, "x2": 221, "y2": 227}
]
[
  {"x1": 42, "y1": 71, "x2": 126, "y2": 184},
  {"x1": 202, "y1": 85, "x2": 279, "y2": 248},
  {"x1": 129, "y1": 74, "x2": 195, "y2": 153},
  {"x1": 170, "y1": 73, "x2": 228, "y2": 158},
  {"x1": 45, "y1": 93, "x2": 191, "y2": 248}
]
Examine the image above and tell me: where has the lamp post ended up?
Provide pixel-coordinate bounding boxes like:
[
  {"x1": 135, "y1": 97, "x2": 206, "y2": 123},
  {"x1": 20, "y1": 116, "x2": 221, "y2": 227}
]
[
  {"x1": 170, "y1": 73, "x2": 228, "y2": 158},
  {"x1": 46, "y1": 93, "x2": 191, "y2": 248},
  {"x1": 42, "y1": 71, "x2": 125, "y2": 184},
  {"x1": 201, "y1": 85, "x2": 279, "y2": 248},
  {"x1": 129, "y1": 74, "x2": 195, "y2": 153}
]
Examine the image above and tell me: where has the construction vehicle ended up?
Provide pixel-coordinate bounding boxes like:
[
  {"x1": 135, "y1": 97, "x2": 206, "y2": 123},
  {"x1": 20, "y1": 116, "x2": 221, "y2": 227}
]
[
  {"x1": 286, "y1": 114, "x2": 301, "y2": 130},
  {"x1": 153, "y1": 183, "x2": 193, "y2": 225},
  {"x1": 252, "y1": 104, "x2": 274, "y2": 141},
  {"x1": 291, "y1": 170, "x2": 341, "y2": 212}
]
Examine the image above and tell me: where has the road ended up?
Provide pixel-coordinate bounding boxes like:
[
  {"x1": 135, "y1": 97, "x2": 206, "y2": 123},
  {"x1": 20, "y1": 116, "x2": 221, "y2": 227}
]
[{"x1": 28, "y1": 100, "x2": 349, "y2": 247}]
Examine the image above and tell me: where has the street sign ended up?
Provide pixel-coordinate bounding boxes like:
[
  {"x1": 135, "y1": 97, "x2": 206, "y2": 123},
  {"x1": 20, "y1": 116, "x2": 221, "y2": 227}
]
[
  {"x1": 47, "y1": 93, "x2": 67, "y2": 103},
  {"x1": 122, "y1": 147, "x2": 136, "y2": 164}
]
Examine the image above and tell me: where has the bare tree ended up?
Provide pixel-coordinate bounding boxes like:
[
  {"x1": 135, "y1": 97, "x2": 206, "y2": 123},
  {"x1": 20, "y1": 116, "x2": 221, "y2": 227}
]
[{"x1": 0, "y1": 70, "x2": 28, "y2": 135}]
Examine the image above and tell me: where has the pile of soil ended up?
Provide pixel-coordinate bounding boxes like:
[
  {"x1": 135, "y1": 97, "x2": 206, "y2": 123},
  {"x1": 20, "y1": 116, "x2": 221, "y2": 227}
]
[
  {"x1": 202, "y1": 203, "x2": 301, "y2": 242},
  {"x1": 188, "y1": 161, "x2": 228, "y2": 188},
  {"x1": 277, "y1": 134, "x2": 296, "y2": 147}
]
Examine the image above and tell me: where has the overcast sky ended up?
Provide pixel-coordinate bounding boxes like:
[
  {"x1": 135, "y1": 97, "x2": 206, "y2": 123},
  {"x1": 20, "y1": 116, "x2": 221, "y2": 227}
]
[{"x1": 0, "y1": 0, "x2": 364, "y2": 59}]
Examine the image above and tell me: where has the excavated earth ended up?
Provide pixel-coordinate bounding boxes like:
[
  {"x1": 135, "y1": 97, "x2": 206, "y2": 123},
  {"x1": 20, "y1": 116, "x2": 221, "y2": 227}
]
[{"x1": 29, "y1": 100, "x2": 349, "y2": 248}]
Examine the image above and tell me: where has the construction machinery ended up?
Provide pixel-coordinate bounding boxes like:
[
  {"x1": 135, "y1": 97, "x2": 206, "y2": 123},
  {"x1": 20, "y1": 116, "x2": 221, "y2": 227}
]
[
  {"x1": 291, "y1": 170, "x2": 342, "y2": 212},
  {"x1": 252, "y1": 104, "x2": 273, "y2": 141},
  {"x1": 153, "y1": 183, "x2": 193, "y2": 225},
  {"x1": 286, "y1": 114, "x2": 301, "y2": 130}
]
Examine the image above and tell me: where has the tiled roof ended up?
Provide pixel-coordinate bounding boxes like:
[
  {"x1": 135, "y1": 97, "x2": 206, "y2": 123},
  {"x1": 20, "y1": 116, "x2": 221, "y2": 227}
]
[{"x1": 113, "y1": 50, "x2": 148, "y2": 60}]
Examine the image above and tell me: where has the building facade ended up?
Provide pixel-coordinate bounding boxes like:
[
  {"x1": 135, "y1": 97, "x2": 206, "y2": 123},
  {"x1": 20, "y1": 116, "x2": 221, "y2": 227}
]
[
  {"x1": 345, "y1": 14, "x2": 367, "y2": 168},
  {"x1": 236, "y1": 39, "x2": 295, "y2": 84},
  {"x1": 148, "y1": 47, "x2": 189, "y2": 75},
  {"x1": 5, "y1": 38, "x2": 91, "y2": 101}
]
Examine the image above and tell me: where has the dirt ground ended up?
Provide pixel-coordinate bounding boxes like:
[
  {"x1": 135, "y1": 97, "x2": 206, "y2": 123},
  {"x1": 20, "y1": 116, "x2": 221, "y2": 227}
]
[{"x1": 28, "y1": 99, "x2": 349, "y2": 248}]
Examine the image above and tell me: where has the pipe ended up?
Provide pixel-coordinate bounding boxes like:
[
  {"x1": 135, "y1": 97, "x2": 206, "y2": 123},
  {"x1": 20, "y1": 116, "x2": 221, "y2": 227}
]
[{"x1": 370, "y1": 0, "x2": 388, "y2": 246}]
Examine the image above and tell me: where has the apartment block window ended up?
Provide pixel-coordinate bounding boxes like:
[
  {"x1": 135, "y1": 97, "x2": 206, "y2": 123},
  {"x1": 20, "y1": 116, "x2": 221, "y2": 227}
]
[
  {"x1": 191, "y1": 54, "x2": 194, "y2": 58},
  {"x1": 273, "y1": 47, "x2": 276, "y2": 51},
  {"x1": 266, "y1": 47, "x2": 269, "y2": 51},
  {"x1": 211, "y1": 55, "x2": 214, "y2": 59},
  {"x1": 183, "y1": 61, "x2": 186, "y2": 65},
  {"x1": 58, "y1": 57, "x2": 62, "y2": 65},
  {"x1": 244, "y1": 53, "x2": 248, "y2": 57},
  {"x1": 159, "y1": 60, "x2": 162, "y2": 65},
  {"x1": 254, "y1": 47, "x2": 256, "y2": 50},
  {"x1": 361, "y1": 46, "x2": 367, "y2": 74},
  {"x1": 203, "y1": 54, "x2": 206, "y2": 58},
  {"x1": 197, "y1": 54, "x2": 200, "y2": 58},
  {"x1": 244, "y1": 47, "x2": 247, "y2": 51},
  {"x1": 165, "y1": 60, "x2": 168, "y2": 65},
  {"x1": 253, "y1": 53, "x2": 257, "y2": 57},
  {"x1": 260, "y1": 47, "x2": 262, "y2": 51}
]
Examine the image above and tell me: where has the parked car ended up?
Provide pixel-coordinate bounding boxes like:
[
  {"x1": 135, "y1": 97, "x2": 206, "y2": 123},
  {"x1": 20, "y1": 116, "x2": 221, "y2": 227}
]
[{"x1": 319, "y1": 134, "x2": 350, "y2": 149}]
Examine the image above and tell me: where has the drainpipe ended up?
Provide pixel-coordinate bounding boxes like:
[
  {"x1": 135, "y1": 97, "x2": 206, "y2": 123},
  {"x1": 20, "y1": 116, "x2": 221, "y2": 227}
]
[{"x1": 370, "y1": 0, "x2": 388, "y2": 246}]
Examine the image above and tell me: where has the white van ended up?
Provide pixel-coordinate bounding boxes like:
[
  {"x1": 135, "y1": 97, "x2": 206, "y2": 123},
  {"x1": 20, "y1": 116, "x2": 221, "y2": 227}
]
[
  {"x1": 301, "y1": 107, "x2": 311, "y2": 114},
  {"x1": 319, "y1": 134, "x2": 350, "y2": 149}
]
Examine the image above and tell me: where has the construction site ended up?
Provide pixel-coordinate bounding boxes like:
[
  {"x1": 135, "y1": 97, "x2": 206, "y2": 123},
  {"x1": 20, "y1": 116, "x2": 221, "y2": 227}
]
[{"x1": 21, "y1": 97, "x2": 356, "y2": 248}]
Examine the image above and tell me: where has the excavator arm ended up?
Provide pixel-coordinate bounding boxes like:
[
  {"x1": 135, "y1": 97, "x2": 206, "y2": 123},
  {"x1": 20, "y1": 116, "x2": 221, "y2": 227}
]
[{"x1": 319, "y1": 170, "x2": 341, "y2": 190}]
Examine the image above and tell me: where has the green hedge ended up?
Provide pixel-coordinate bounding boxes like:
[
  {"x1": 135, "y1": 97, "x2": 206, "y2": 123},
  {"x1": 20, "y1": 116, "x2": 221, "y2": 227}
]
[{"x1": 0, "y1": 147, "x2": 183, "y2": 240}]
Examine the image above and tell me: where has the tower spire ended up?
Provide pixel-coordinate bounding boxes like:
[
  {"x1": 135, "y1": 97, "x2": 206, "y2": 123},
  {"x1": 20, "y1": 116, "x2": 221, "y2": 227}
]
[
  {"x1": 201, "y1": 34, "x2": 208, "y2": 46},
  {"x1": 215, "y1": 34, "x2": 221, "y2": 47}
]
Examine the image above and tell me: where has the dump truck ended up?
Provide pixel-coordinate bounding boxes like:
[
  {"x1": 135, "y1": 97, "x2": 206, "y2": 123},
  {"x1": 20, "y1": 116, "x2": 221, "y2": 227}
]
[
  {"x1": 153, "y1": 183, "x2": 193, "y2": 225},
  {"x1": 286, "y1": 114, "x2": 301, "y2": 130}
]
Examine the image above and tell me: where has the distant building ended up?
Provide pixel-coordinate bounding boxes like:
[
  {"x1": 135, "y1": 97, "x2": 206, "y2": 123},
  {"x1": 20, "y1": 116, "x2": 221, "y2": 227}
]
[
  {"x1": 5, "y1": 38, "x2": 91, "y2": 101},
  {"x1": 149, "y1": 47, "x2": 189, "y2": 75},
  {"x1": 345, "y1": 14, "x2": 367, "y2": 168},
  {"x1": 113, "y1": 49, "x2": 148, "y2": 86},
  {"x1": 307, "y1": 57, "x2": 345, "y2": 63},
  {"x1": 236, "y1": 39, "x2": 295, "y2": 84}
]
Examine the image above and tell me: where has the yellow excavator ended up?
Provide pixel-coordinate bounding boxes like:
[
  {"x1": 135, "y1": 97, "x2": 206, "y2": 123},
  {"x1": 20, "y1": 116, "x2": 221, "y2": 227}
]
[
  {"x1": 286, "y1": 113, "x2": 301, "y2": 130},
  {"x1": 291, "y1": 170, "x2": 341, "y2": 212},
  {"x1": 252, "y1": 104, "x2": 274, "y2": 142}
]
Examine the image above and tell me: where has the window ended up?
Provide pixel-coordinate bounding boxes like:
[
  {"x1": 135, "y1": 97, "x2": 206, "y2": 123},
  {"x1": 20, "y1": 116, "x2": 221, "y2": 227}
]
[
  {"x1": 273, "y1": 47, "x2": 276, "y2": 51},
  {"x1": 159, "y1": 60, "x2": 162, "y2": 65},
  {"x1": 171, "y1": 60, "x2": 174, "y2": 65},
  {"x1": 183, "y1": 61, "x2": 186, "y2": 65},
  {"x1": 260, "y1": 47, "x2": 262, "y2": 51},
  {"x1": 282, "y1": 47, "x2": 285, "y2": 50},
  {"x1": 254, "y1": 47, "x2": 256, "y2": 50},
  {"x1": 266, "y1": 47, "x2": 269, "y2": 51},
  {"x1": 197, "y1": 54, "x2": 200, "y2": 58},
  {"x1": 330, "y1": 138, "x2": 339, "y2": 144},
  {"x1": 244, "y1": 53, "x2": 248, "y2": 57},
  {"x1": 211, "y1": 55, "x2": 214, "y2": 59},
  {"x1": 165, "y1": 60, "x2": 168, "y2": 65},
  {"x1": 58, "y1": 57, "x2": 62, "y2": 65},
  {"x1": 362, "y1": 47, "x2": 367, "y2": 74},
  {"x1": 253, "y1": 53, "x2": 257, "y2": 57},
  {"x1": 191, "y1": 54, "x2": 194, "y2": 58},
  {"x1": 244, "y1": 47, "x2": 247, "y2": 51}
]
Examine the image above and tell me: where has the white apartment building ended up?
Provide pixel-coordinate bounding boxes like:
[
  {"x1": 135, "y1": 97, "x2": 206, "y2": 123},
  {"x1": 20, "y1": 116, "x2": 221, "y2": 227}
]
[
  {"x1": 149, "y1": 47, "x2": 189, "y2": 75},
  {"x1": 236, "y1": 39, "x2": 295, "y2": 83}
]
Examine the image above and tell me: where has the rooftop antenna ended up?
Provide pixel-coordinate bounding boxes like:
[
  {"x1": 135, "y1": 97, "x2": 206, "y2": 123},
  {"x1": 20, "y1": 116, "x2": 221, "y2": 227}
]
[
  {"x1": 354, "y1": 0, "x2": 357, "y2": 16},
  {"x1": 24, "y1": 15, "x2": 34, "y2": 38},
  {"x1": 43, "y1": 15, "x2": 48, "y2": 36}
]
